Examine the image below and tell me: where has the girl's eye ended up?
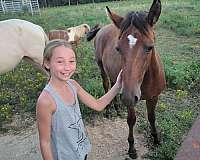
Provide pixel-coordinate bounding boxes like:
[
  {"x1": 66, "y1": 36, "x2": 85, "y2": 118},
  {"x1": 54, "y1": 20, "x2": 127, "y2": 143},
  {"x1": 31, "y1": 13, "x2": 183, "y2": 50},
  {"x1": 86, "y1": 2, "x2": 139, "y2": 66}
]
[
  {"x1": 57, "y1": 61, "x2": 64, "y2": 64},
  {"x1": 69, "y1": 60, "x2": 76, "y2": 63}
]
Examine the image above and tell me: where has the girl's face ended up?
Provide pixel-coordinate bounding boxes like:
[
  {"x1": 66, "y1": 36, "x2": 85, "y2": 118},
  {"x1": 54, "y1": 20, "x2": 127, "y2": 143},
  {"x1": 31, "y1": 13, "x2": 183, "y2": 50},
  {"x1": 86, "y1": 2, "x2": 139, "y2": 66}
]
[{"x1": 46, "y1": 45, "x2": 76, "y2": 82}]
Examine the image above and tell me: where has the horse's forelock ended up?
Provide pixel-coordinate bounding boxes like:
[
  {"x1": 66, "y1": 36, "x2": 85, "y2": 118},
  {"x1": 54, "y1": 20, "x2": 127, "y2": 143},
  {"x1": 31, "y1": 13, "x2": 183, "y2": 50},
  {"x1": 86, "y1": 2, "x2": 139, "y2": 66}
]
[{"x1": 120, "y1": 11, "x2": 149, "y2": 36}]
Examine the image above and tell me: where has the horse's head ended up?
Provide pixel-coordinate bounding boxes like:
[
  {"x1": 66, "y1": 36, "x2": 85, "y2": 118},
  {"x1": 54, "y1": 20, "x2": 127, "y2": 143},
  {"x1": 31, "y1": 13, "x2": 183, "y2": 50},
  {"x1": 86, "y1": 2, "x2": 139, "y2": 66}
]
[
  {"x1": 106, "y1": 0, "x2": 161, "y2": 106},
  {"x1": 83, "y1": 24, "x2": 91, "y2": 34}
]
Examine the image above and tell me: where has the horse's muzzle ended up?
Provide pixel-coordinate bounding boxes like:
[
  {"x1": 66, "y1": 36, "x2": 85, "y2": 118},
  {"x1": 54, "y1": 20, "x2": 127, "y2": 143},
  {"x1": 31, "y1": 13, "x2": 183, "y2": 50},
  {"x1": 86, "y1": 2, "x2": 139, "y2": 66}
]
[{"x1": 121, "y1": 90, "x2": 141, "y2": 107}]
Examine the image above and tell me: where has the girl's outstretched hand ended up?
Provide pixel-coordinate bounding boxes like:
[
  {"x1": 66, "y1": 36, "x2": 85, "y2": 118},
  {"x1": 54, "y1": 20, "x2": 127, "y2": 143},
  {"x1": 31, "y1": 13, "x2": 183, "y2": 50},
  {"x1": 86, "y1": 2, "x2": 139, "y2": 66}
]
[{"x1": 116, "y1": 70, "x2": 123, "y2": 90}]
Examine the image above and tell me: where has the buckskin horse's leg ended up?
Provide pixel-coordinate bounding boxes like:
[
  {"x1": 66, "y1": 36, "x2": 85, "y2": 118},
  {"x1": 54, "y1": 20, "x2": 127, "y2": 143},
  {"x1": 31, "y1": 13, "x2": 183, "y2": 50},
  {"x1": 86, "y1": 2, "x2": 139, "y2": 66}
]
[
  {"x1": 127, "y1": 107, "x2": 137, "y2": 159},
  {"x1": 146, "y1": 96, "x2": 159, "y2": 144}
]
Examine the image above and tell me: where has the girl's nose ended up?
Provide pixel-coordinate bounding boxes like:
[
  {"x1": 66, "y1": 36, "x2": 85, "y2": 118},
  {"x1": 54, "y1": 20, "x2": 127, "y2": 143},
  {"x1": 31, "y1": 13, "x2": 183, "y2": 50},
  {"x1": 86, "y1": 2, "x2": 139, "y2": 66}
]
[{"x1": 64, "y1": 64, "x2": 71, "y2": 70}]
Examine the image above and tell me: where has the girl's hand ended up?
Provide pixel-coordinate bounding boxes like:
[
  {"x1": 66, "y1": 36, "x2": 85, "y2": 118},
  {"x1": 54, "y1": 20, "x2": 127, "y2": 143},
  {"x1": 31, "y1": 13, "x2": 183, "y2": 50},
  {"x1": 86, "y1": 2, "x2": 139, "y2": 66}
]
[{"x1": 116, "y1": 70, "x2": 123, "y2": 90}]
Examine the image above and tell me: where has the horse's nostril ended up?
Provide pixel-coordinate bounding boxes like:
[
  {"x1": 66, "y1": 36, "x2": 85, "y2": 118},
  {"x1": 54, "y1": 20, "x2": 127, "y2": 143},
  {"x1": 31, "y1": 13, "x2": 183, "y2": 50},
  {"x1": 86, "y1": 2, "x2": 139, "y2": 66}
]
[
  {"x1": 134, "y1": 96, "x2": 139, "y2": 103},
  {"x1": 116, "y1": 46, "x2": 120, "y2": 52}
]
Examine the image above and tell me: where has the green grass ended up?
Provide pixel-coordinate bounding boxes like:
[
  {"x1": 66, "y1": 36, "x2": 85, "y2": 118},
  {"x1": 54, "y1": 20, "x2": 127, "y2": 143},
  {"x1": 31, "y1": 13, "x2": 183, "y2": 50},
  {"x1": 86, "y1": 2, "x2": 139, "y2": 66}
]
[
  {"x1": 136, "y1": 89, "x2": 199, "y2": 159},
  {"x1": 0, "y1": 0, "x2": 200, "y2": 159},
  {"x1": 160, "y1": 0, "x2": 200, "y2": 36}
]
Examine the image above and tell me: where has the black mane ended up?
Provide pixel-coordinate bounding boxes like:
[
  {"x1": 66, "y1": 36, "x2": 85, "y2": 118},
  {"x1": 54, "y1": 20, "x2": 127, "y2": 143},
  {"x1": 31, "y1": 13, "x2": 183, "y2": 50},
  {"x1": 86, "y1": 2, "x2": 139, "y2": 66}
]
[{"x1": 120, "y1": 11, "x2": 149, "y2": 36}]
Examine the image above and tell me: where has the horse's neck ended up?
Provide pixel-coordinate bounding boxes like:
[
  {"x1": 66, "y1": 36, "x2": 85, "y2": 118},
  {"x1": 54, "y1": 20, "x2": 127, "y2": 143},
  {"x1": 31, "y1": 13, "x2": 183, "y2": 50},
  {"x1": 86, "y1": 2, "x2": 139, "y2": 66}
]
[{"x1": 141, "y1": 50, "x2": 166, "y2": 98}]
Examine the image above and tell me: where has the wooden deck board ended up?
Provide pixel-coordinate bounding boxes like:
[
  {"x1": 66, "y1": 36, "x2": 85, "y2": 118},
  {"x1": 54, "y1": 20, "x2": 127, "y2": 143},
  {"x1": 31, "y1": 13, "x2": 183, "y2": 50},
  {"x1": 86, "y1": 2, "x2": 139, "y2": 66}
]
[{"x1": 175, "y1": 114, "x2": 200, "y2": 160}]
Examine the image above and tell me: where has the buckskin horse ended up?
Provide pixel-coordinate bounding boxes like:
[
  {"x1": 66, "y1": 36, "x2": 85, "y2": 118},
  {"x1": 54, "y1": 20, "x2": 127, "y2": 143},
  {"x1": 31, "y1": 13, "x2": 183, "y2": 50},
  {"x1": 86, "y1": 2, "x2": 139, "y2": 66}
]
[
  {"x1": 0, "y1": 19, "x2": 48, "y2": 75},
  {"x1": 66, "y1": 23, "x2": 90, "y2": 45},
  {"x1": 87, "y1": 0, "x2": 166, "y2": 159}
]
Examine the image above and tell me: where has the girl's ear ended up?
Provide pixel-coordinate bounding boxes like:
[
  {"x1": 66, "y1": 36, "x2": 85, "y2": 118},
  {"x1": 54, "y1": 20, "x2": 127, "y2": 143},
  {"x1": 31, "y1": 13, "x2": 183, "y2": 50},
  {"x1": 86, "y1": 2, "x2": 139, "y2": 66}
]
[{"x1": 43, "y1": 60, "x2": 50, "y2": 71}]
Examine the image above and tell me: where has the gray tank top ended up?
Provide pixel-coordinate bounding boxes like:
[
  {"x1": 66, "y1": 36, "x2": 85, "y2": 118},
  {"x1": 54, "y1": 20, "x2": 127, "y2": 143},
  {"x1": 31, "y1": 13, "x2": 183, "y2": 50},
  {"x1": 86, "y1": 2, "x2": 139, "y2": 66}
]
[{"x1": 44, "y1": 80, "x2": 91, "y2": 160}]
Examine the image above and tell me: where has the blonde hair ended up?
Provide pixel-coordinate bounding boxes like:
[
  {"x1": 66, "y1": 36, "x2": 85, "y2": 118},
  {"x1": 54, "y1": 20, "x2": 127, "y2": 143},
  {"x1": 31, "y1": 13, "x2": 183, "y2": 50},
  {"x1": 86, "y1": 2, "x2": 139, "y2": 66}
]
[
  {"x1": 44, "y1": 39, "x2": 73, "y2": 62},
  {"x1": 43, "y1": 39, "x2": 73, "y2": 72}
]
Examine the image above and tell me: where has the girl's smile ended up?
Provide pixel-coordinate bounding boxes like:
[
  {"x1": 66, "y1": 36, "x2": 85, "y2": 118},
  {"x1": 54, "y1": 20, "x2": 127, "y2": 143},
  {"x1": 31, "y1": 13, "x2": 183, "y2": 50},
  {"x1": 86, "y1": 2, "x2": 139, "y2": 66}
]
[{"x1": 45, "y1": 45, "x2": 76, "y2": 81}]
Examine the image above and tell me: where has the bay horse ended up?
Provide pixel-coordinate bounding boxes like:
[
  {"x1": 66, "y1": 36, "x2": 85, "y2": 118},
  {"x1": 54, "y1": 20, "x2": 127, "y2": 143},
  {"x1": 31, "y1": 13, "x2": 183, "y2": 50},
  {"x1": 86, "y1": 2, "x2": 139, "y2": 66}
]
[
  {"x1": 0, "y1": 19, "x2": 48, "y2": 75},
  {"x1": 47, "y1": 30, "x2": 69, "y2": 42},
  {"x1": 87, "y1": 0, "x2": 166, "y2": 159}
]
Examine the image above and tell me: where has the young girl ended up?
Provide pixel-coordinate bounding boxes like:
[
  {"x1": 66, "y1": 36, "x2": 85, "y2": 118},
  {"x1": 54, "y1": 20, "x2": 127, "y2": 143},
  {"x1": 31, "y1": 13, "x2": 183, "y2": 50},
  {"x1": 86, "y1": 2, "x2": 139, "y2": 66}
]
[{"x1": 36, "y1": 39, "x2": 122, "y2": 160}]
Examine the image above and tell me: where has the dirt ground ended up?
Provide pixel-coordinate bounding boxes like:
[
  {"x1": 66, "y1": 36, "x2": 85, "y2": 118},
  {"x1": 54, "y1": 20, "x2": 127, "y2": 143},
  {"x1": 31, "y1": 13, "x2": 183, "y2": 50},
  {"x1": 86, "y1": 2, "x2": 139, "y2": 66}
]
[{"x1": 0, "y1": 117, "x2": 148, "y2": 160}]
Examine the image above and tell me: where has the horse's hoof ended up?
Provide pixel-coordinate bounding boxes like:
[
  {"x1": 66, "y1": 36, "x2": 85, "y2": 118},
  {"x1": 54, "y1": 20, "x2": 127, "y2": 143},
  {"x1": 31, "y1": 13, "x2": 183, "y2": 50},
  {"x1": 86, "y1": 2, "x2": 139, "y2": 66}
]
[
  {"x1": 104, "y1": 113, "x2": 112, "y2": 119},
  {"x1": 154, "y1": 138, "x2": 160, "y2": 145},
  {"x1": 129, "y1": 152, "x2": 138, "y2": 159},
  {"x1": 117, "y1": 112, "x2": 123, "y2": 118},
  {"x1": 152, "y1": 133, "x2": 160, "y2": 145},
  {"x1": 125, "y1": 157, "x2": 132, "y2": 160}
]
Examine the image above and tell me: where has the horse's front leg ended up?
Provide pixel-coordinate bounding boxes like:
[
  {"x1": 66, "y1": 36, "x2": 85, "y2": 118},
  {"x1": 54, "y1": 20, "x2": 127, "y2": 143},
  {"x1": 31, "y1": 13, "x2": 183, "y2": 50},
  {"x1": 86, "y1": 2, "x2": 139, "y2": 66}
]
[
  {"x1": 111, "y1": 82, "x2": 121, "y2": 117},
  {"x1": 97, "y1": 61, "x2": 111, "y2": 118},
  {"x1": 97, "y1": 60, "x2": 109, "y2": 93},
  {"x1": 127, "y1": 107, "x2": 137, "y2": 159},
  {"x1": 146, "y1": 96, "x2": 159, "y2": 144}
]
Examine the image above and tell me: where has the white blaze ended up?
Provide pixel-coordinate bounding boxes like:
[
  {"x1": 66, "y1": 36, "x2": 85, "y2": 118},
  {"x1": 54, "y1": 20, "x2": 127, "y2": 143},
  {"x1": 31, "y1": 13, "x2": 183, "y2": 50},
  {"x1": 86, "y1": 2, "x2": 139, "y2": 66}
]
[{"x1": 127, "y1": 35, "x2": 137, "y2": 48}]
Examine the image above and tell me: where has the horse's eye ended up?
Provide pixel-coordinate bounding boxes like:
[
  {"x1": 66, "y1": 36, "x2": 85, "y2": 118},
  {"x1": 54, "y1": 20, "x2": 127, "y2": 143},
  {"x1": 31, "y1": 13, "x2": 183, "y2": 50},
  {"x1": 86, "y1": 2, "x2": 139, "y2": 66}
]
[{"x1": 144, "y1": 44, "x2": 154, "y2": 53}]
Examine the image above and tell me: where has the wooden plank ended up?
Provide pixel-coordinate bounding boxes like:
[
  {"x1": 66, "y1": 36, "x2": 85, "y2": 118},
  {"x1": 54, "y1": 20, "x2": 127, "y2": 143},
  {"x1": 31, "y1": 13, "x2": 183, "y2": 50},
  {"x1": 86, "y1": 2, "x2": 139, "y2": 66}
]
[{"x1": 175, "y1": 114, "x2": 200, "y2": 160}]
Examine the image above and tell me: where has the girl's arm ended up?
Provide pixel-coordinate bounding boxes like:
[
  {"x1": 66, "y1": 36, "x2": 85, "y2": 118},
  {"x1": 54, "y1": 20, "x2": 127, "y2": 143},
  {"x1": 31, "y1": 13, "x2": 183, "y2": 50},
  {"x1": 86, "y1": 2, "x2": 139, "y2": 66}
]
[
  {"x1": 36, "y1": 92, "x2": 55, "y2": 160},
  {"x1": 73, "y1": 70, "x2": 122, "y2": 111}
]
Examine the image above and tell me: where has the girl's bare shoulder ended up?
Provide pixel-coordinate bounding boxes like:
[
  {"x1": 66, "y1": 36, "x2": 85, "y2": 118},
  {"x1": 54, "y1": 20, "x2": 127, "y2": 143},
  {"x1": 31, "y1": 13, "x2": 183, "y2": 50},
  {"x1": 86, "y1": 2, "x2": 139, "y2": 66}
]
[
  {"x1": 37, "y1": 90, "x2": 56, "y2": 112},
  {"x1": 68, "y1": 79, "x2": 81, "y2": 90}
]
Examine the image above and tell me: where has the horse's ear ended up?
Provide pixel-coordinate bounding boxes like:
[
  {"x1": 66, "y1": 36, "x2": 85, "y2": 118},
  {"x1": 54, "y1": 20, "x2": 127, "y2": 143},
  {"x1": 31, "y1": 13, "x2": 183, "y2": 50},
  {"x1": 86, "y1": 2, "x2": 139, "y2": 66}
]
[
  {"x1": 147, "y1": 0, "x2": 161, "y2": 26},
  {"x1": 106, "y1": 6, "x2": 124, "y2": 29}
]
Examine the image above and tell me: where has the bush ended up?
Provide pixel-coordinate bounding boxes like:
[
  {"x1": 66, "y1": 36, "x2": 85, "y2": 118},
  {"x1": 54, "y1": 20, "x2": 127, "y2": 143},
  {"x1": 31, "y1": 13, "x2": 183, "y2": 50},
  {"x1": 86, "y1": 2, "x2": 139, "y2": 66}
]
[
  {"x1": 0, "y1": 61, "x2": 47, "y2": 128},
  {"x1": 163, "y1": 56, "x2": 200, "y2": 91}
]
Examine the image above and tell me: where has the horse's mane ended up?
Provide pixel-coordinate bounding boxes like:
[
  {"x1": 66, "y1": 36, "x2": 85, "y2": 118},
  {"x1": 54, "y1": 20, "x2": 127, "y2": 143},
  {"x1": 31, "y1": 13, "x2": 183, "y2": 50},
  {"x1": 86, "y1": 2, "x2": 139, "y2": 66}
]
[{"x1": 120, "y1": 11, "x2": 149, "y2": 36}]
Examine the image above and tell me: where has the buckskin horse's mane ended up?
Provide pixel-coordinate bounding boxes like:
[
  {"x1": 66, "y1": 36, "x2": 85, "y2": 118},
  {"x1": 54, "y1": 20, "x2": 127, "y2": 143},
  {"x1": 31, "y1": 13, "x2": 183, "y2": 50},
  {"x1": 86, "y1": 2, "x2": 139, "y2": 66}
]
[{"x1": 120, "y1": 11, "x2": 149, "y2": 36}]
